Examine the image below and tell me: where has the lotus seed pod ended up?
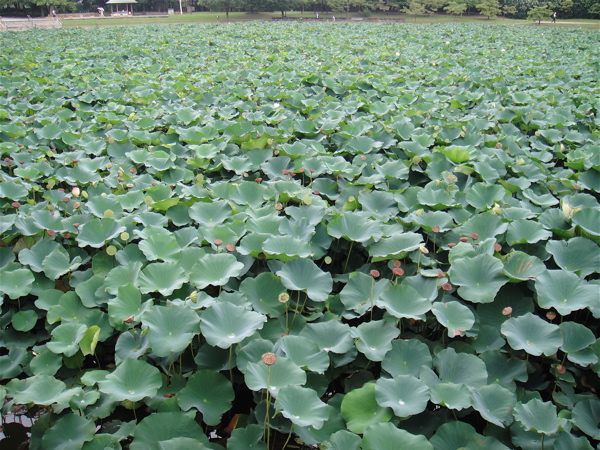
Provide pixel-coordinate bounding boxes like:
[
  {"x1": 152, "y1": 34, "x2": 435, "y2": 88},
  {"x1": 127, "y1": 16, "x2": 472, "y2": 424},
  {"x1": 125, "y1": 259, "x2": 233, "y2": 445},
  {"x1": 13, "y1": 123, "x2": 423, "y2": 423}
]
[{"x1": 261, "y1": 352, "x2": 277, "y2": 365}]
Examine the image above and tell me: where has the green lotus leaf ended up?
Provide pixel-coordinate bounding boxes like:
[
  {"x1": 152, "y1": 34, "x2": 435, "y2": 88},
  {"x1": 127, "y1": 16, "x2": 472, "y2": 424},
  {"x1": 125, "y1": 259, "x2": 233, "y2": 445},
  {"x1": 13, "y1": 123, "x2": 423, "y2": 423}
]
[
  {"x1": 108, "y1": 283, "x2": 152, "y2": 325},
  {"x1": 77, "y1": 218, "x2": 126, "y2": 248},
  {"x1": 189, "y1": 200, "x2": 232, "y2": 227},
  {"x1": 228, "y1": 424, "x2": 267, "y2": 450},
  {"x1": 571, "y1": 399, "x2": 600, "y2": 440},
  {"x1": 471, "y1": 383, "x2": 516, "y2": 428},
  {"x1": 235, "y1": 338, "x2": 275, "y2": 374},
  {"x1": 327, "y1": 212, "x2": 384, "y2": 243},
  {"x1": 12, "y1": 310, "x2": 38, "y2": 332},
  {"x1": 479, "y1": 351, "x2": 528, "y2": 389},
  {"x1": 417, "y1": 182, "x2": 456, "y2": 209},
  {"x1": 130, "y1": 412, "x2": 212, "y2": 450},
  {"x1": 553, "y1": 431, "x2": 595, "y2": 450},
  {"x1": 41, "y1": 414, "x2": 96, "y2": 450},
  {"x1": 503, "y1": 251, "x2": 546, "y2": 281},
  {"x1": 138, "y1": 262, "x2": 186, "y2": 296},
  {"x1": 262, "y1": 235, "x2": 313, "y2": 260},
  {"x1": 448, "y1": 254, "x2": 508, "y2": 303},
  {"x1": 546, "y1": 237, "x2": 600, "y2": 277},
  {"x1": 430, "y1": 422, "x2": 477, "y2": 450},
  {"x1": 0, "y1": 347, "x2": 28, "y2": 379},
  {"x1": 30, "y1": 349, "x2": 62, "y2": 376},
  {"x1": 200, "y1": 302, "x2": 266, "y2": 349},
  {"x1": 506, "y1": 219, "x2": 552, "y2": 245},
  {"x1": 8, "y1": 374, "x2": 81, "y2": 406},
  {"x1": 0, "y1": 265, "x2": 34, "y2": 299},
  {"x1": 138, "y1": 230, "x2": 182, "y2": 263},
  {"x1": 381, "y1": 339, "x2": 432, "y2": 378},
  {"x1": 47, "y1": 291, "x2": 92, "y2": 324},
  {"x1": 466, "y1": 184, "x2": 505, "y2": 210},
  {"x1": 81, "y1": 433, "x2": 122, "y2": 449},
  {"x1": 412, "y1": 210, "x2": 455, "y2": 232},
  {"x1": 276, "y1": 258, "x2": 333, "y2": 302},
  {"x1": 363, "y1": 423, "x2": 433, "y2": 450},
  {"x1": 105, "y1": 261, "x2": 143, "y2": 296},
  {"x1": 80, "y1": 325, "x2": 101, "y2": 356},
  {"x1": 18, "y1": 239, "x2": 61, "y2": 272},
  {"x1": 42, "y1": 247, "x2": 82, "y2": 280},
  {"x1": 377, "y1": 283, "x2": 432, "y2": 320},
  {"x1": 367, "y1": 232, "x2": 423, "y2": 262},
  {"x1": 142, "y1": 304, "x2": 200, "y2": 357},
  {"x1": 321, "y1": 430, "x2": 362, "y2": 450},
  {"x1": 244, "y1": 356, "x2": 306, "y2": 397},
  {"x1": 459, "y1": 213, "x2": 508, "y2": 241},
  {"x1": 572, "y1": 208, "x2": 600, "y2": 237},
  {"x1": 299, "y1": 320, "x2": 354, "y2": 354},
  {"x1": 98, "y1": 358, "x2": 162, "y2": 402},
  {"x1": 47, "y1": 322, "x2": 87, "y2": 357},
  {"x1": 239, "y1": 272, "x2": 287, "y2": 317},
  {"x1": 115, "y1": 329, "x2": 149, "y2": 363},
  {"x1": 431, "y1": 300, "x2": 475, "y2": 337},
  {"x1": 351, "y1": 319, "x2": 400, "y2": 362},
  {"x1": 340, "y1": 271, "x2": 389, "y2": 315},
  {"x1": 430, "y1": 382, "x2": 472, "y2": 410},
  {"x1": 514, "y1": 398, "x2": 567, "y2": 435},
  {"x1": 440, "y1": 146, "x2": 472, "y2": 164},
  {"x1": 276, "y1": 335, "x2": 330, "y2": 374},
  {"x1": 375, "y1": 375, "x2": 429, "y2": 417},
  {"x1": 177, "y1": 370, "x2": 234, "y2": 426},
  {"x1": 434, "y1": 348, "x2": 488, "y2": 389},
  {"x1": 341, "y1": 382, "x2": 393, "y2": 434},
  {"x1": 275, "y1": 385, "x2": 330, "y2": 429},
  {"x1": 477, "y1": 285, "x2": 534, "y2": 328},
  {"x1": 501, "y1": 313, "x2": 562, "y2": 356},
  {"x1": 190, "y1": 253, "x2": 245, "y2": 290},
  {"x1": 559, "y1": 322, "x2": 596, "y2": 355},
  {"x1": 535, "y1": 270, "x2": 597, "y2": 315}
]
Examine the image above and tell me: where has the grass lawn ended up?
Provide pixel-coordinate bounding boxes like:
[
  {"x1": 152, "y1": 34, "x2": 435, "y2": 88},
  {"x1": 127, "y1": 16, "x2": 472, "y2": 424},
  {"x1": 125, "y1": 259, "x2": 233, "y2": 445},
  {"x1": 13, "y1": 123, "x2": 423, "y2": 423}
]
[{"x1": 61, "y1": 11, "x2": 600, "y2": 29}]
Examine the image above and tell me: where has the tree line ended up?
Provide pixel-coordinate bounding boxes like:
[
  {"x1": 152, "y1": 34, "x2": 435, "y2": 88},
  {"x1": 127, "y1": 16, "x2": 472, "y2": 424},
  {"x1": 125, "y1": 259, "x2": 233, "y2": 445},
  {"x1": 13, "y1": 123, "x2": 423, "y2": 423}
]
[{"x1": 1, "y1": 0, "x2": 598, "y2": 21}]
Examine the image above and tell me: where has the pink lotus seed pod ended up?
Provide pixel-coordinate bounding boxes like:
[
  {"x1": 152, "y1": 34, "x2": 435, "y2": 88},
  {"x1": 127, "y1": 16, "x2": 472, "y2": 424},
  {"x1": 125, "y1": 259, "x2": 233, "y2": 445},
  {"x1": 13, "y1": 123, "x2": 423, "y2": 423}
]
[
  {"x1": 393, "y1": 268, "x2": 404, "y2": 277},
  {"x1": 261, "y1": 352, "x2": 277, "y2": 365},
  {"x1": 502, "y1": 307, "x2": 513, "y2": 316},
  {"x1": 213, "y1": 239, "x2": 223, "y2": 246},
  {"x1": 442, "y1": 283, "x2": 452, "y2": 291},
  {"x1": 370, "y1": 270, "x2": 380, "y2": 278}
]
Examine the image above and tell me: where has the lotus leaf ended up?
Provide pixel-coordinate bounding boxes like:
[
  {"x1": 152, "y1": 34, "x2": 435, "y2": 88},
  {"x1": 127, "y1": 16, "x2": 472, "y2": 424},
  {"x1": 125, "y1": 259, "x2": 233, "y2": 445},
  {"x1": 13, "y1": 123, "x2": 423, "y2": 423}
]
[
  {"x1": 299, "y1": 320, "x2": 354, "y2": 354},
  {"x1": 362, "y1": 423, "x2": 433, "y2": 450},
  {"x1": 41, "y1": 414, "x2": 96, "y2": 450},
  {"x1": 501, "y1": 313, "x2": 562, "y2": 356},
  {"x1": 244, "y1": 356, "x2": 306, "y2": 396},
  {"x1": 98, "y1": 358, "x2": 162, "y2": 402},
  {"x1": 535, "y1": 270, "x2": 597, "y2": 315},
  {"x1": 434, "y1": 348, "x2": 488, "y2": 388},
  {"x1": 381, "y1": 339, "x2": 432, "y2": 378},
  {"x1": 449, "y1": 254, "x2": 508, "y2": 303},
  {"x1": 430, "y1": 382, "x2": 472, "y2": 410},
  {"x1": 177, "y1": 370, "x2": 234, "y2": 426},
  {"x1": 138, "y1": 262, "x2": 186, "y2": 296},
  {"x1": 130, "y1": 412, "x2": 213, "y2": 450},
  {"x1": 143, "y1": 304, "x2": 200, "y2": 357},
  {"x1": 8, "y1": 374, "x2": 81, "y2": 406},
  {"x1": 341, "y1": 382, "x2": 393, "y2": 434},
  {"x1": 276, "y1": 258, "x2": 333, "y2": 302},
  {"x1": 200, "y1": 302, "x2": 266, "y2": 349},
  {"x1": 432, "y1": 300, "x2": 475, "y2": 337},
  {"x1": 571, "y1": 399, "x2": 600, "y2": 440},
  {"x1": 351, "y1": 319, "x2": 400, "y2": 362},
  {"x1": 375, "y1": 374, "x2": 430, "y2": 417},
  {"x1": 275, "y1": 385, "x2": 330, "y2": 429},
  {"x1": 471, "y1": 383, "x2": 516, "y2": 427},
  {"x1": 190, "y1": 253, "x2": 245, "y2": 289},
  {"x1": 513, "y1": 398, "x2": 567, "y2": 435}
]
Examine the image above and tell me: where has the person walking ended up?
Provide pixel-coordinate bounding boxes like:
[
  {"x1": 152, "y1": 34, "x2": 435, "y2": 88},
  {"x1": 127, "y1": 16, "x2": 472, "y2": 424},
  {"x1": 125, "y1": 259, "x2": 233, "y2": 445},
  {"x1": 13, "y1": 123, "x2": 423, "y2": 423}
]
[{"x1": 551, "y1": 11, "x2": 557, "y2": 23}]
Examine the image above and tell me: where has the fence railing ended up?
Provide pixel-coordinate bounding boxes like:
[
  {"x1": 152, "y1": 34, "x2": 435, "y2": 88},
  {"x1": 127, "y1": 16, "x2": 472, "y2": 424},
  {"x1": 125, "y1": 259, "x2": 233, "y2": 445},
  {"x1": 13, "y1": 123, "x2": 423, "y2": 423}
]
[{"x1": 0, "y1": 16, "x2": 62, "y2": 31}]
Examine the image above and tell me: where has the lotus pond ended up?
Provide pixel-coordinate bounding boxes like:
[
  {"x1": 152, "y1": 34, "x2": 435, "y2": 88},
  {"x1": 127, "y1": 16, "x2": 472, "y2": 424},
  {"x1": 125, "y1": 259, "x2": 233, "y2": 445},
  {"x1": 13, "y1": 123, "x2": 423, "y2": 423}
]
[{"x1": 0, "y1": 22, "x2": 599, "y2": 449}]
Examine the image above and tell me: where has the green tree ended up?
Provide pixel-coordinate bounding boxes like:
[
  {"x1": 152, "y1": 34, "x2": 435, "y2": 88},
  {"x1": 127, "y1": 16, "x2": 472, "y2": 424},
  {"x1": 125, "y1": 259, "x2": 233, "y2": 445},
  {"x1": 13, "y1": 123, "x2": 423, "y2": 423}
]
[
  {"x1": 423, "y1": 0, "x2": 446, "y2": 13},
  {"x1": 444, "y1": 0, "x2": 467, "y2": 15},
  {"x1": 402, "y1": 0, "x2": 426, "y2": 19},
  {"x1": 327, "y1": 0, "x2": 370, "y2": 18},
  {"x1": 527, "y1": 4, "x2": 552, "y2": 21},
  {"x1": 476, "y1": 0, "x2": 502, "y2": 17}
]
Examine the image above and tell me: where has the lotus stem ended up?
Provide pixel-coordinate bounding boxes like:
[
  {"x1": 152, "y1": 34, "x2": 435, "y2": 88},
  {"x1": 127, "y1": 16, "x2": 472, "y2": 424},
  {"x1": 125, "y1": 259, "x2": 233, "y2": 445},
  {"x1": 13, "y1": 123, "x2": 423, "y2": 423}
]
[
  {"x1": 282, "y1": 424, "x2": 294, "y2": 449},
  {"x1": 229, "y1": 345, "x2": 234, "y2": 382},
  {"x1": 264, "y1": 365, "x2": 272, "y2": 448},
  {"x1": 343, "y1": 241, "x2": 354, "y2": 273}
]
